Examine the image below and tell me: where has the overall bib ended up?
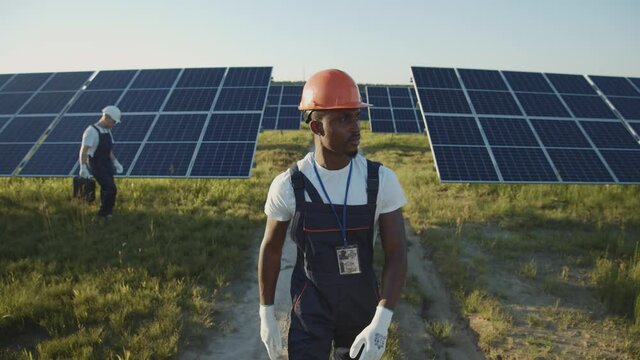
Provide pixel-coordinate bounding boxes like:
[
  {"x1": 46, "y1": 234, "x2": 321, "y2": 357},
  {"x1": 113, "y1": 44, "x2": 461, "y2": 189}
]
[
  {"x1": 88, "y1": 125, "x2": 117, "y2": 217},
  {"x1": 288, "y1": 160, "x2": 381, "y2": 360}
]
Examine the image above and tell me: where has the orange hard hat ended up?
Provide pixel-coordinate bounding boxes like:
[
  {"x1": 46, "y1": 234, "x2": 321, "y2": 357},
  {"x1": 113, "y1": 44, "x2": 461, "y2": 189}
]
[{"x1": 298, "y1": 69, "x2": 370, "y2": 111}]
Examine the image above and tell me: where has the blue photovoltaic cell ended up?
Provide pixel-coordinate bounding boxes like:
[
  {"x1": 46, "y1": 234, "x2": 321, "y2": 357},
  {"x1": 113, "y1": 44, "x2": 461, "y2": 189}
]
[
  {"x1": 264, "y1": 106, "x2": 278, "y2": 117},
  {"x1": 202, "y1": 113, "x2": 260, "y2": 141},
  {"x1": 629, "y1": 122, "x2": 640, "y2": 136},
  {"x1": 176, "y1": 68, "x2": 225, "y2": 88},
  {"x1": 515, "y1": 92, "x2": 570, "y2": 117},
  {"x1": 278, "y1": 106, "x2": 300, "y2": 118},
  {"x1": 388, "y1": 87, "x2": 410, "y2": 98},
  {"x1": 546, "y1": 149, "x2": 613, "y2": 182},
  {"x1": 0, "y1": 144, "x2": 33, "y2": 175},
  {"x1": 131, "y1": 69, "x2": 180, "y2": 89},
  {"x1": 223, "y1": 67, "x2": 271, "y2": 87},
  {"x1": 112, "y1": 143, "x2": 143, "y2": 175},
  {"x1": 0, "y1": 74, "x2": 14, "y2": 90},
  {"x1": 608, "y1": 97, "x2": 640, "y2": 120},
  {"x1": 426, "y1": 116, "x2": 484, "y2": 145},
  {"x1": 502, "y1": 71, "x2": 554, "y2": 93},
  {"x1": 395, "y1": 121, "x2": 420, "y2": 133},
  {"x1": 87, "y1": 70, "x2": 137, "y2": 90},
  {"x1": 370, "y1": 108, "x2": 393, "y2": 120},
  {"x1": 629, "y1": 78, "x2": 640, "y2": 90},
  {"x1": 368, "y1": 96, "x2": 390, "y2": 107},
  {"x1": 371, "y1": 121, "x2": 395, "y2": 133},
  {"x1": 599, "y1": 150, "x2": 640, "y2": 182},
  {"x1": 262, "y1": 116, "x2": 276, "y2": 129},
  {"x1": 467, "y1": 91, "x2": 522, "y2": 115},
  {"x1": 393, "y1": 109, "x2": 418, "y2": 121},
  {"x1": 561, "y1": 95, "x2": 616, "y2": 119},
  {"x1": 546, "y1": 73, "x2": 595, "y2": 95},
  {"x1": 214, "y1": 87, "x2": 268, "y2": 111},
  {"x1": 163, "y1": 88, "x2": 218, "y2": 112},
  {"x1": 411, "y1": 67, "x2": 461, "y2": 89},
  {"x1": 418, "y1": 89, "x2": 471, "y2": 114},
  {"x1": 530, "y1": 119, "x2": 591, "y2": 148},
  {"x1": 20, "y1": 91, "x2": 75, "y2": 114},
  {"x1": 390, "y1": 96, "x2": 414, "y2": 108},
  {"x1": 42, "y1": 72, "x2": 92, "y2": 91},
  {"x1": 0, "y1": 116, "x2": 10, "y2": 131},
  {"x1": 492, "y1": 147, "x2": 557, "y2": 182},
  {"x1": 130, "y1": 142, "x2": 196, "y2": 176},
  {"x1": 19, "y1": 143, "x2": 79, "y2": 176},
  {"x1": 111, "y1": 114, "x2": 155, "y2": 142},
  {"x1": 191, "y1": 142, "x2": 255, "y2": 177},
  {"x1": 0, "y1": 93, "x2": 33, "y2": 114},
  {"x1": 2, "y1": 73, "x2": 53, "y2": 92},
  {"x1": 69, "y1": 90, "x2": 124, "y2": 113},
  {"x1": 458, "y1": 69, "x2": 508, "y2": 91},
  {"x1": 416, "y1": 110, "x2": 425, "y2": 131},
  {"x1": 579, "y1": 121, "x2": 640, "y2": 149},
  {"x1": 45, "y1": 115, "x2": 96, "y2": 142},
  {"x1": 367, "y1": 87, "x2": 388, "y2": 97},
  {"x1": 433, "y1": 146, "x2": 499, "y2": 181},
  {"x1": 479, "y1": 117, "x2": 538, "y2": 146},
  {"x1": 0, "y1": 116, "x2": 55, "y2": 142},
  {"x1": 281, "y1": 95, "x2": 301, "y2": 106},
  {"x1": 589, "y1": 76, "x2": 639, "y2": 97},
  {"x1": 148, "y1": 114, "x2": 207, "y2": 142},
  {"x1": 117, "y1": 89, "x2": 169, "y2": 112},
  {"x1": 277, "y1": 117, "x2": 302, "y2": 130},
  {"x1": 282, "y1": 85, "x2": 303, "y2": 95}
]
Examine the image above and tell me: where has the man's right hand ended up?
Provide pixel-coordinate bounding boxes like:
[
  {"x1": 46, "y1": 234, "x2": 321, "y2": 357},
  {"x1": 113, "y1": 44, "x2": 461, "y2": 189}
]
[
  {"x1": 259, "y1": 304, "x2": 282, "y2": 359},
  {"x1": 79, "y1": 164, "x2": 91, "y2": 178}
]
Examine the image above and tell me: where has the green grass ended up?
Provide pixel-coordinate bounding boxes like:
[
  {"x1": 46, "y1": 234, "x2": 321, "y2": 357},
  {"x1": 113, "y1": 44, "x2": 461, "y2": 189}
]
[
  {"x1": 3, "y1": 125, "x2": 640, "y2": 358},
  {"x1": 0, "y1": 130, "x2": 309, "y2": 359}
]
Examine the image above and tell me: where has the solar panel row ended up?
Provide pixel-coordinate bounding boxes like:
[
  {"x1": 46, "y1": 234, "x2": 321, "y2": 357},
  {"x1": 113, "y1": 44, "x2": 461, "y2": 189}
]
[
  {"x1": 412, "y1": 67, "x2": 640, "y2": 184},
  {"x1": 0, "y1": 67, "x2": 272, "y2": 178},
  {"x1": 263, "y1": 84, "x2": 303, "y2": 130},
  {"x1": 366, "y1": 86, "x2": 424, "y2": 133}
]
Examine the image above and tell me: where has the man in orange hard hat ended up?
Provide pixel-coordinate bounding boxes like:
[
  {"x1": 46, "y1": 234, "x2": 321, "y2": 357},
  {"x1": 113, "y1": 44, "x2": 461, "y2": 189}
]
[{"x1": 259, "y1": 69, "x2": 407, "y2": 359}]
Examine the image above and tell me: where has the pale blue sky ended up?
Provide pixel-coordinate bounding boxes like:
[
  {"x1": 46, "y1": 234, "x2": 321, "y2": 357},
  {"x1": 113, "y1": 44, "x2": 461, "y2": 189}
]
[{"x1": 1, "y1": 0, "x2": 638, "y2": 84}]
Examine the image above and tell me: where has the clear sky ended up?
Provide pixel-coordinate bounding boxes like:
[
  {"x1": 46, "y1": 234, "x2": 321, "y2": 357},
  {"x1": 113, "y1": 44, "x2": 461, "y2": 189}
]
[{"x1": 1, "y1": 0, "x2": 638, "y2": 84}]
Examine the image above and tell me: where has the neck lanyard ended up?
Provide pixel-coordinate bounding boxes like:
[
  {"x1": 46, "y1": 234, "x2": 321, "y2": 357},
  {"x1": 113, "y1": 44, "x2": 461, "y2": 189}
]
[{"x1": 312, "y1": 157, "x2": 353, "y2": 246}]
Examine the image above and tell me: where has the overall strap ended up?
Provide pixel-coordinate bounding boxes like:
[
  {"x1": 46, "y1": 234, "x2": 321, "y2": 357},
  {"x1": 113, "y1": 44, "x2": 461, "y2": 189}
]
[
  {"x1": 366, "y1": 159, "x2": 381, "y2": 205},
  {"x1": 289, "y1": 164, "x2": 324, "y2": 208}
]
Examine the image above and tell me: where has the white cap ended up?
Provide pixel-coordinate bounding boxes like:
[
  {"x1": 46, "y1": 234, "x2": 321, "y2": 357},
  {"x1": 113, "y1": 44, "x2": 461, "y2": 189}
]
[{"x1": 102, "y1": 105, "x2": 121, "y2": 123}]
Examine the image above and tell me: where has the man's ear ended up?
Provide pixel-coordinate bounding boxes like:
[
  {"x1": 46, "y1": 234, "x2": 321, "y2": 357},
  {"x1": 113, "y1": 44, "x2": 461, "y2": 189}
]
[{"x1": 310, "y1": 120, "x2": 324, "y2": 136}]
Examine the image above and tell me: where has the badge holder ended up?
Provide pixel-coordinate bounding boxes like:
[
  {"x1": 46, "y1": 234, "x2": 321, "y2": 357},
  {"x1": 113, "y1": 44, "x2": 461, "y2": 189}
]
[{"x1": 337, "y1": 245, "x2": 361, "y2": 275}]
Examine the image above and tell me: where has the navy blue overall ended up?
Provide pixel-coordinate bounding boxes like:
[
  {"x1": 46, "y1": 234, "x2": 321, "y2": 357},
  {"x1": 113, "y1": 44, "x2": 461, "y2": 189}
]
[
  {"x1": 288, "y1": 160, "x2": 381, "y2": 360},
  {"x1": 88, "y1": 125, "x2": 117, "y2": 217}
]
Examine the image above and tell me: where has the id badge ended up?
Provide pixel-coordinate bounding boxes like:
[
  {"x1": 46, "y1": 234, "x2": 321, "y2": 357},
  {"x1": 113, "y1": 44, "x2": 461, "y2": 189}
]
[{"x1": 336, "y1": 245, "x2": 361, "y2": 275}]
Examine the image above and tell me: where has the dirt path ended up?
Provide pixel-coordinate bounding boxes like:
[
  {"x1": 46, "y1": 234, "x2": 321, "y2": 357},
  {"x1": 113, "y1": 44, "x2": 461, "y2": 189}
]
[{"x1": 180, "y1": 223, "x2": 485, "y2": 359}]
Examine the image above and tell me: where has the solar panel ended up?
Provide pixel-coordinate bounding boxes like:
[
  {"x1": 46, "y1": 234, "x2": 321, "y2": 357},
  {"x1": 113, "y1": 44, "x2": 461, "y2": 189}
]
[
  {"x1": 0, "y1": 116, "x2": 56, "y2": 143},
  {"x1": 0, "y1": 74, "x2": 15, "y2": 90},
  {"x1": 412, "y1": 66, "x2": 640, "y2": 183},
  {"x1": 0, "y1": 144, "x2": 33, "y2": 175},
  {"x1": 1, "y1": 73, "x2": 53, "y2": 92},
  {"x1": 14, "y1": 67, "x2": 271, "y2": 178},
  {"x1": 588, "y1": 76, "x2": 639, "y2": 97},
  {"x1": 262, "y1": 84, "x2": 302, "y2": 130},
  {"x1": 366, "y1": 86, "x2": 423, "y2": 133}
]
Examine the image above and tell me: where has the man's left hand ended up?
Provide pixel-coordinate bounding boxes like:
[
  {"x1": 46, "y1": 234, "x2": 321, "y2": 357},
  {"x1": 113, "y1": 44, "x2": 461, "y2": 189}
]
[
  {"x1": 113, "y1": 159, "x2": 124, "y2": 174},
  {"x1": 349, "y1": 306, "x2": 393, "y2": 360}
]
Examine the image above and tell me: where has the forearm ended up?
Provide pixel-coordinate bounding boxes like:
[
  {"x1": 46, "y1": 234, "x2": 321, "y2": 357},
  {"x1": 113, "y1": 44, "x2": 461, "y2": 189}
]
[
  {"x1": 378, "y1": 246, "x2": 407, "y2": 309},
  {"x1": 258, "y1": 242, "x2": 282, "y2": 305},
  {"x1": 79, "y1": 147, "x2": 89, "y2": 165}
]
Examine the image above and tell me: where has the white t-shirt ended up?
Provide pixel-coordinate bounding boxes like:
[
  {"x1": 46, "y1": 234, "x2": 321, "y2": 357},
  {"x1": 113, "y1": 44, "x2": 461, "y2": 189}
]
[
  {"x1": 81, "y1": 124, "x2": 113, "y2": 157},
  {"x1": 264, "y1": 153, "x2": 407, "y2": 242}
]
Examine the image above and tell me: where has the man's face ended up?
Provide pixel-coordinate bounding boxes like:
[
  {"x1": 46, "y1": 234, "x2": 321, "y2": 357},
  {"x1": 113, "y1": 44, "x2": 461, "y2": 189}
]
[
  {"x1": 313, "y1": 109, "x2": 361, "y2": 157},
  {"x1": 102, "y1": 115, "x2": 117, "y2": 128}
]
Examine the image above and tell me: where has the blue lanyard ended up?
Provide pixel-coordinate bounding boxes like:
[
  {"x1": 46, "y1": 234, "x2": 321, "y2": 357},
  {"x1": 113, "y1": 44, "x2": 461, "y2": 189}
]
[{"x1": 312, "y1": 157, "x2": 353, "y2": 246}]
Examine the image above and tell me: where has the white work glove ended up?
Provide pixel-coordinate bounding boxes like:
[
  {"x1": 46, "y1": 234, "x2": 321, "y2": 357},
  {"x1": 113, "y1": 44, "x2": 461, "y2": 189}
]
[
  {"x1": 349, "y1": 306, "x2": 393, "y2": 360},
  {"x1": 79, "y1": 164, "x2": 91, "y2": 178},
  {"x1": 259, "y1": 304, "x2": 283, "y2": 360},
  {"x1": 113, "y1": 159, "x2": 123, "y2": 174}
]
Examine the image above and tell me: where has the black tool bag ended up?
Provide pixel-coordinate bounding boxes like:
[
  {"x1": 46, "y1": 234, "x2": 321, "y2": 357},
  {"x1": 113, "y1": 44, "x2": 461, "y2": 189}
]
[{"x1": 73, "y1": 176, "x2": 96, "y2": 203}]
